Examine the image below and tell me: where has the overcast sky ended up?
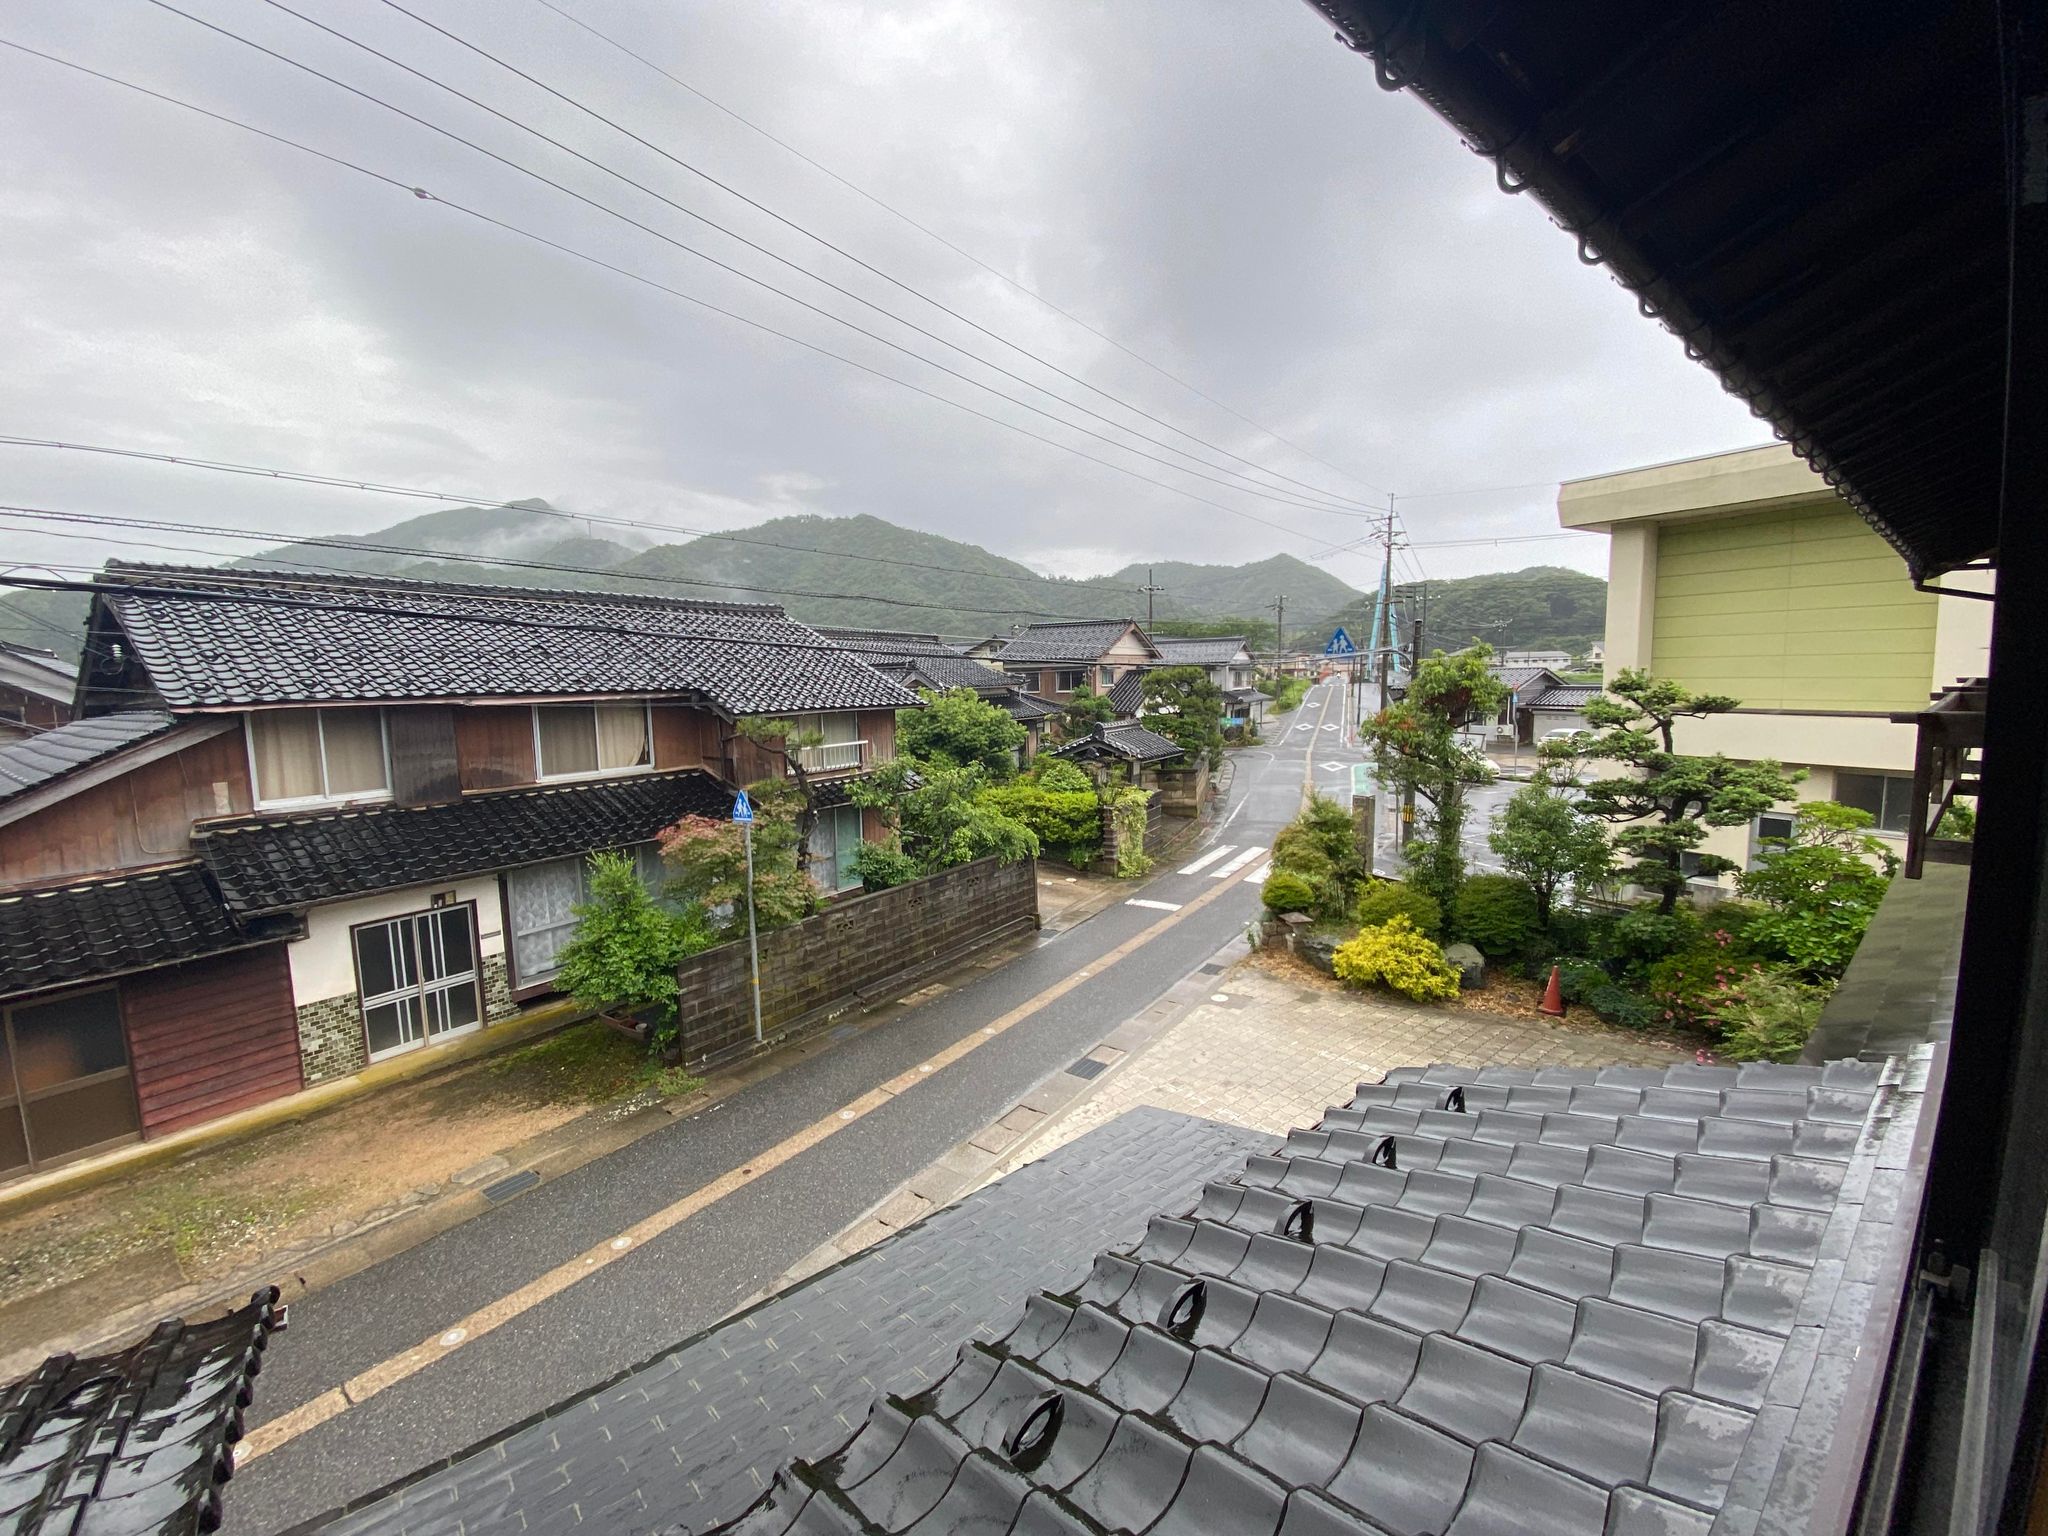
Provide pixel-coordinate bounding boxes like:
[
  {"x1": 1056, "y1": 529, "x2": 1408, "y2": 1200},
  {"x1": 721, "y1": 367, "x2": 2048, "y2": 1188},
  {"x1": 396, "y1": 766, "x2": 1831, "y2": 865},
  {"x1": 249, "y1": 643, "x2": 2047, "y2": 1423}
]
[{"x1": 0, "y1": 0, "x2": 1770, "y2": 603}]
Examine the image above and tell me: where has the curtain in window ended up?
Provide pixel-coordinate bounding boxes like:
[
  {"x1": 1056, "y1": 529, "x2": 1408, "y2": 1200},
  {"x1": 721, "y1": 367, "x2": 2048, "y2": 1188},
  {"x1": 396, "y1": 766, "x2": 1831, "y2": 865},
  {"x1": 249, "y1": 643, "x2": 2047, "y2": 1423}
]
[
  {"x1": 321, "y1": 710, "x2": 388, "y2": 795},
  {"x1": 819, "y1": 712, "x2": 859, "y2": 745},
  {"x1": 831, "y1": 806, "x2": 862, "y2": 891},
  {"x1": 506, "y1": 857, "x2": 585, "y2": 983},
  {"x1": 250, "y1": 712, "x2": 323, "y2": 802},
  {"x1": 595, "y1": 705, "x2": 650, "y2": 770},
  {"x1": 537, "y1": 706, "x2": 599, "y2": 776}
]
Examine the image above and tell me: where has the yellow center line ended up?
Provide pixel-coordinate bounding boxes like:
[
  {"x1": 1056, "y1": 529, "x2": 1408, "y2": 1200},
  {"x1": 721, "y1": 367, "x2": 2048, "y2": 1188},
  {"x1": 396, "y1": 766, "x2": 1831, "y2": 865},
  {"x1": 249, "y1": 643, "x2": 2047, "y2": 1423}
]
[
  {"x1": 237, "y1": 853, "x2": 1266, "y2": 1465},
  {"x1": 1301, "y1": 678, "x2": 1337, "y2": 808}
]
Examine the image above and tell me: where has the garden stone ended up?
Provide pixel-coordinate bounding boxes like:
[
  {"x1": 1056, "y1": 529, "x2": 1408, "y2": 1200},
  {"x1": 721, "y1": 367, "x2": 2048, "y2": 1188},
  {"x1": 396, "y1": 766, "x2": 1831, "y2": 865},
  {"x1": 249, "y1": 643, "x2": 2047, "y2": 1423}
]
[
  {"x1": 1442, "y1": 942, "x2": 1486, "y2": 989},
  {"x1": 1295, "y1": 929, "x2": 1342, "y2": 977}
]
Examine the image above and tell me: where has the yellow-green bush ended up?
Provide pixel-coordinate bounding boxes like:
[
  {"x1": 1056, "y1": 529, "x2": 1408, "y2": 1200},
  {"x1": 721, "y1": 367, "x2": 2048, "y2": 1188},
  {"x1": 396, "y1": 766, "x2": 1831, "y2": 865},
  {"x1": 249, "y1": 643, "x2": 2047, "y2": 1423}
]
[
  {"x1": 1353, "y1": 879, "x2": 1443, "y2": 939},
  {"x1": 1331, "y1": 915, "x2": 1461, "y2": 1002}
]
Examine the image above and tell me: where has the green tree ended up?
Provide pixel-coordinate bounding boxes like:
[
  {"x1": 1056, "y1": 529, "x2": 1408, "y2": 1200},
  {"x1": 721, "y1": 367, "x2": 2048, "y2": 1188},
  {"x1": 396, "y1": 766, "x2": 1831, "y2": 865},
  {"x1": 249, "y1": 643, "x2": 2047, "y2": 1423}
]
[
  {"x1": 1141, "y1": 665, "x2": 1227, "y2": 770},
  {"x1": 849, "y1": 759, "x2": 1039, "y2": 873},
  {"x1": 897, "y1": 687, "x2": 1027, "y2": 778},
  {"x1": 657, "y1": 778, "x2": 815, "y2": 937},
  {"x1": 1361, "y1": 645, "x2": 1507, "y2": 917},
  {"x1": 1577, "y1": 670, "x2": 1801, "y2": 914},
  {"x1": 553, "y1": 852, "x2": 716, "y2": 1049},
  {"x1": 1059, "y1": 684, "x2": 1117, "y2": 740},
  {"x1": 1489, "y1": 778, "x2": 1614, "y2": 926},
  {"x1": 1736, "y1": 800, "x2": 1898, "y2": 975},
  {"x1": 736, "y1": 717, "x2": 826, "y2": 880}
]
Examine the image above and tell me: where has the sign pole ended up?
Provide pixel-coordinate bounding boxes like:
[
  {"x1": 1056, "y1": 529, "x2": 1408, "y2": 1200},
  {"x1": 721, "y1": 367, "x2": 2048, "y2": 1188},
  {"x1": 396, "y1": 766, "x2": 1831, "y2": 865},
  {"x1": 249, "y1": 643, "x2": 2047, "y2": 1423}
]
[{"x1": 733, "y1": 789, "x2": 763, "y2": 1045}]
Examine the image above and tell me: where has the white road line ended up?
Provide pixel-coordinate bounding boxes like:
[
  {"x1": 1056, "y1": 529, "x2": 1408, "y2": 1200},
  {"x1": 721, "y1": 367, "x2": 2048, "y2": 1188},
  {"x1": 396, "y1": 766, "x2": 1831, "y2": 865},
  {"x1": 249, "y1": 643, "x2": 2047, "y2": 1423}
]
[
  {"x1": 1210, "y1": 846, "x2": 1266, "y2": 878},
  {"x1": 1125, "y1": 898, "x2": 1183, "y2": 912},
  {"x1": 1177, "y1": 845, "x2": 1236, "y2": 875},
  {"x1": 1244, "y1": 863, "x2": 1272, "y2": 886}
]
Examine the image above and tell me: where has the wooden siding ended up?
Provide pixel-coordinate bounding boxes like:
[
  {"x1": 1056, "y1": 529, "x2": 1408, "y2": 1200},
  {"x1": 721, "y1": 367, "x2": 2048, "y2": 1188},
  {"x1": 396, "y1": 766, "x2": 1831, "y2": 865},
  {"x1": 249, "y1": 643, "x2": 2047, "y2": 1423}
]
[
  {"x1": 0, "y1": 730, "x2": 252, "y2": 890},
  {"x1": 454, "y1": 705, "x2": 537, "y2": 790},
  {"x1": 860, "y1": 709, "x2": 898, "y2": 763},
  {"x1": 122, "y1": 944, "x2": 302, "y2": 1136},
  {"x1": 387, "y1": 705, "x2": 461, "y2": 805},
  {"x1": 1652, "y1": 505, "x2": 1937, "y2": 712},
  {"x1": 652, "y1": 705, "x2": 721, "y2": 771}
]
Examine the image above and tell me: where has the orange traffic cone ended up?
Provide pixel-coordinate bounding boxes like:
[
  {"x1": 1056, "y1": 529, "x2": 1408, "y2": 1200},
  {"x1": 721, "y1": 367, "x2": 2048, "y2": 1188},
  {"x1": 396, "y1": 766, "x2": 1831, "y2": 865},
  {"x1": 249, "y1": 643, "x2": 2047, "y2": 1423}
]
[{"x1": 1539, "y1": 964, "x2": 1566, "y2": 1018}]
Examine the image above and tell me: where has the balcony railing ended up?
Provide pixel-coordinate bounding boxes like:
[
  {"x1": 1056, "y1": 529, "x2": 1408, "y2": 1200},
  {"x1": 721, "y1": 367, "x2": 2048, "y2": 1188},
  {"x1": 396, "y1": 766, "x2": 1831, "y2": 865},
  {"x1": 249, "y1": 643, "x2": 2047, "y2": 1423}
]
[{"x1": 796, "y1": 739, "x2": 868, "y2": 774}]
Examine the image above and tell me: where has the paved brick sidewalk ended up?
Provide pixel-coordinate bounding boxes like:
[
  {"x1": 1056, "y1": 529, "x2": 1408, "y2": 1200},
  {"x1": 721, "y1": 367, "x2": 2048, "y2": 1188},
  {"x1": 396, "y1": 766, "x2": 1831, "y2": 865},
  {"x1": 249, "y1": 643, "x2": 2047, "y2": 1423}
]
[{"x1": 1016, "y1": 955, "x2": 1688, "y2": 1161}]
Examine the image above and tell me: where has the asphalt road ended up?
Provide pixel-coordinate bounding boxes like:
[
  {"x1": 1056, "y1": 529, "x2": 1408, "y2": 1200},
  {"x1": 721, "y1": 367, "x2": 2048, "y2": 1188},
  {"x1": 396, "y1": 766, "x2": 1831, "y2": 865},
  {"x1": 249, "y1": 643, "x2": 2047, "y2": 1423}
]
[{"x1": 227, "y1": 679, "x2": 1360, "y2": 1534}]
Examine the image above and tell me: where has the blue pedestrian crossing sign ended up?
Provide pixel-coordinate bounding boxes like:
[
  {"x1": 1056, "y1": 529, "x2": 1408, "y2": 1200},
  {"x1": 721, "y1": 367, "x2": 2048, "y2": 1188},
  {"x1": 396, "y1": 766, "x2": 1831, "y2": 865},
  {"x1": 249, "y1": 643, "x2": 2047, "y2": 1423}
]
[
  {"x1": 731, "y1": 789, "x2": 754, "y2": 824},
  {"x1": 1324, "y1": 627, "x2": 1358, "y2": 657}
]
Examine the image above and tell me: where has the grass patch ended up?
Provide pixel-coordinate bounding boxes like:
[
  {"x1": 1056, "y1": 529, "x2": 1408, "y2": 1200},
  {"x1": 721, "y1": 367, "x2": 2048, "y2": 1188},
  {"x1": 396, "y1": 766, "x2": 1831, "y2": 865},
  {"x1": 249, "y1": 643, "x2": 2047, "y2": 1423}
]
[
  {"x1": 132, "y1": 1180, "x2": 325, "y2": 1270},
  {"x1": 489, "y1": 1021, "x2": 704, "y2": 1107}
]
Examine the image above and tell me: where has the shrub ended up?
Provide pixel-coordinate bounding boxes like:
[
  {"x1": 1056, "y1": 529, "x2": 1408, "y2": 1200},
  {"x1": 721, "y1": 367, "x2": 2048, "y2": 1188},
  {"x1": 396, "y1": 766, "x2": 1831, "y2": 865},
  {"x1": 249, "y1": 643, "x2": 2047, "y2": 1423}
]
[
  {"x1": 1593, "y1": 903, "x2": 1704, "y2": 983},
  {"x1": 1552, "y1": 956, "x2": 1611, "y2": 1003},
  {"x1": 1332, "y1": 915, "x2": 1461, "y2": 1002},
  {"x1": 1718, "y1": 969, "x2": 1832, "y2": 1061},
  {"x1": 1584, "y1": 982, "x2": 1663, "y2": 1031},
  {"x1": 1647, "y1": 937, "x2": 1765, "y2": 1029},
  {"x1": 1261, "y1": 870, "x2": 1317, "y2": 915},
  {"x1": 1353, "y1": 879, "x2": 1443, "y2": 940},
  {"x1": 980, "y1": 783, "x2": 1102, "y2": 852},
  {"x1": 1031, "y1": 759, "x2": 1093, "y2": 794},
  {"x1": 1109, "y1": 786, "x2": 1152, "y2": 878},
  {"x1": 1736, "y1": 801, "x2": 1897, "y2": 976},
  {"x1": 553, "y1": 852, "x2": 716, "y2": 1048},
  {"x1": 850, "y1": 841, "x2": 918, "y2": 892},
  {"x1": 1454, "y1": 874, "x2": 1541, "y2": 956}
]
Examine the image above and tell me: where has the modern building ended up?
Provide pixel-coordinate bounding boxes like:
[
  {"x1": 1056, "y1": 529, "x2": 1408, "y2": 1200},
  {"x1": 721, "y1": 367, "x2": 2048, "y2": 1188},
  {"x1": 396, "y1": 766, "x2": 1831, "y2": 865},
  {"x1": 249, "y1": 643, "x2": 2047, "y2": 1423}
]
[
  {"x1": 0, "y1": 566, "x2": 915, "y2": 1179},
  {"x1": 1559, "y1": 443, "x2": 1992, "y2": 880}
]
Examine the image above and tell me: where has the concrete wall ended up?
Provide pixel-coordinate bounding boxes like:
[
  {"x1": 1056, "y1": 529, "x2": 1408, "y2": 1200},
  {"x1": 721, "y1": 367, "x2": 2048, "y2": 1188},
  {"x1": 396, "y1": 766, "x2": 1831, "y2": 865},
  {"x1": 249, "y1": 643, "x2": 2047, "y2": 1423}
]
[{"x1": 672, "y1": 857, "x2": 1039, "y2": 1069}]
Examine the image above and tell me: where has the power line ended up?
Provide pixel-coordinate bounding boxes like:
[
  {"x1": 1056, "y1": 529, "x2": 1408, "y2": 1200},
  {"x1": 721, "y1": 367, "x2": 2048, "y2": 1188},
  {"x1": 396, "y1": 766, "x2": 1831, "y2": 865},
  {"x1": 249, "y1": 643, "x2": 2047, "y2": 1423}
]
[
  {"x1": 0, "y1": 435, "x2": 1156, "y2": 604},
  {"x1": 0, "y1": 38, "x2": 1330, "y2": 551},
  {"x1": 146, "y1": 1, "x2": 1365, "y2": 533},
  {"x1": 530, "y1": 0, "x2": 1393, "y2": 503},
  {"x1": 368, "y1": 0, "x2": 1389, "y2": 517},
  {"x1": 0, "y1": 503, "x2": 1119, "y2": 620}
]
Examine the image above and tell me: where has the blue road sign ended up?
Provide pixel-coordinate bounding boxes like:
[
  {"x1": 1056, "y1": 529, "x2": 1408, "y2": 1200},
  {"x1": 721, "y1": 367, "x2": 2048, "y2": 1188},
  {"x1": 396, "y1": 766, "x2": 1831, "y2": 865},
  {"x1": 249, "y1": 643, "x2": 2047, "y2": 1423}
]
[
  {"x1": 731, "y1": 789, "x2": 754, "y2": 824},
  {"x1": 1324, "y1": 627, "x2": 1358, "y2": 657}
]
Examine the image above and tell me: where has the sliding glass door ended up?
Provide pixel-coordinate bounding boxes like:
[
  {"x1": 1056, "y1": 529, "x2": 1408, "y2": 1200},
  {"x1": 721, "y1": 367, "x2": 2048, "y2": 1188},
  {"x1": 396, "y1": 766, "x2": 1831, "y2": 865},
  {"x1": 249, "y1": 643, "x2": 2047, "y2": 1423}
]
[
  {"x1": 0, "y1": 987, "x2": 141, "y2": 1177},
  {"x1": 353, "y1": 904, "x2": 482, "y2": 1061}
]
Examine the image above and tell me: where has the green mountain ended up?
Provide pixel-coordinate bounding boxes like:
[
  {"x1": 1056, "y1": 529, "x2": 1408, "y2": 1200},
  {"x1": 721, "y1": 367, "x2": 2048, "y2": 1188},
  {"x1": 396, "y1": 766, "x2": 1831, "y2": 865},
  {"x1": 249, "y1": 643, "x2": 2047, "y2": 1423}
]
[
  {"x1": 1304, "y1": 565, "x2": 1607, "y2": 659},
  {"x1": 1108, "y1": 554, "x2": 1356, "y2": 633}
]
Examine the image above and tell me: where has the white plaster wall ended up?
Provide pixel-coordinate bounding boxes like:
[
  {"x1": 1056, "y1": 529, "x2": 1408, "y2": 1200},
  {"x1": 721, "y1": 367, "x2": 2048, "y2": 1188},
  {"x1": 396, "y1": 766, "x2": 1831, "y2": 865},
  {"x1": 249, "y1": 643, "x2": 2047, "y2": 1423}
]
[
  {"x1": 1602, "y1": 524, "x2": 1657, "y2": 673},
  {"x1": 287, "y1": 876, "x2": 506, "y2": 1004},
  {"x1": 1933, "y1": 572, "x2": 1995, "y2": 687}
]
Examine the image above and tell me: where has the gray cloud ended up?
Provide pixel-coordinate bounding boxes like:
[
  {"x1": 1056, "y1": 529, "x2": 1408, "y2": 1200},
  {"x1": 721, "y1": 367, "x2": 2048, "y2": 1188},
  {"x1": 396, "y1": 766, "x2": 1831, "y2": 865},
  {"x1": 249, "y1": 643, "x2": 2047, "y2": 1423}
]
[{"x1": 0, "y1": 0, "x2": 1766, "y2": 598}]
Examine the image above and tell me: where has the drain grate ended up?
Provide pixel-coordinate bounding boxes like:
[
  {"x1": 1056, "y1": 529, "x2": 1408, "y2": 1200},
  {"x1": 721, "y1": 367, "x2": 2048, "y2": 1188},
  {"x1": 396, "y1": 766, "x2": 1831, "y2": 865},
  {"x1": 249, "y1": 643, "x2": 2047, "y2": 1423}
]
[
  {"x1": 481, "y1": 1169, "x2": 541, "y2": 1203},
  {"x1": 1199, "y1": 962, "x2": 1228, "y2": 975},
  {"x1": 1066, "y1": 1057, "x2": 1109, "y2": 1081}
]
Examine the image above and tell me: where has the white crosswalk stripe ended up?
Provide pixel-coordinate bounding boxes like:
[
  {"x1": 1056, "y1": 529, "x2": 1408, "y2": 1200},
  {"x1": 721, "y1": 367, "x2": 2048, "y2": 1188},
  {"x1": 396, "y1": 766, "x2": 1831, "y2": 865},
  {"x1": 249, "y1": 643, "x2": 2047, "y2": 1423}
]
[
  {"x1": 1210, "y1": 845, "x2": 1266, "y2": 878},
  {"x1": 1125, "y1": 898, "x2": 1183, "y2": 912},
  {"x1": 1244, "y1": 863, "x2": 1272, "y2": 886},
  {"x1": 1177, "y1": 845, "x2": 1236, "y2": 875}
]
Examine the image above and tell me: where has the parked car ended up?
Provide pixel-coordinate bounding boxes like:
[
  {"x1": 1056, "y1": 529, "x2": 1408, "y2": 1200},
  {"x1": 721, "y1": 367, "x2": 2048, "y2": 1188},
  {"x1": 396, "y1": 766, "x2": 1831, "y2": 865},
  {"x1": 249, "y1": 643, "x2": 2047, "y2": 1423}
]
[{"x1": 1540, "y1": 727, "x2": 1585, "y2": 745}]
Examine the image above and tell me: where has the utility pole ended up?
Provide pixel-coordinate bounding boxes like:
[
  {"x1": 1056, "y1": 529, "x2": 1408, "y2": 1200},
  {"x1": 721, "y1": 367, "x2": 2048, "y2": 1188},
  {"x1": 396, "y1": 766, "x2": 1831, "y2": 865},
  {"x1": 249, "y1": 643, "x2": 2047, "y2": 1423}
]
[
  {"x1": 1139, "y1": 568, "x2": 1165, "y2": 629},
  {"x1": 1270, "y1": 594, "x2": 1285, "y2": 673}
]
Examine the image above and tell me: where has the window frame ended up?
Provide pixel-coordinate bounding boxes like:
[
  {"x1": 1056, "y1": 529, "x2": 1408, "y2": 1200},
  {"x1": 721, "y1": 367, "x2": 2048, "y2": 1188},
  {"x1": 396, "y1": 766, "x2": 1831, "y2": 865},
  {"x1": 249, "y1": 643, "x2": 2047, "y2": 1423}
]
[
  {"x1": 246, "y1": 707, "x2": 394, "y2": 810},
  {"x1": 530, "y1": 702, "x2": 655, "y2": 784},
  {"x1": 0, "y1": 983, "x2": 141, "y2": 1178},
  {"x1": 502, "y1": 845, "x2": 665, "y2": 995},
  {"x1": 1748, "y1": 810, "x2": 1799, "y2": 869},
  {"x1": 1834, "y1": 770, "x2": 1914, "y2": 836},
  {"x1": 1054, "y1": 668, "x2": 1089, "y2": 694}
]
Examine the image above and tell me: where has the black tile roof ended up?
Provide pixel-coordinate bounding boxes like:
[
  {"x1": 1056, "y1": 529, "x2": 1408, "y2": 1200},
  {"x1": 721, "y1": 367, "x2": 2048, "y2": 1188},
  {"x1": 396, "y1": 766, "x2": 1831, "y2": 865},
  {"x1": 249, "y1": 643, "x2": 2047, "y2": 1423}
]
[
  {"x1": 714, "y1": 1058, "x2": 1890, "y2": 1536},
  {"x1": 1524, "y1": 683, "x2": 1602, "y2": 712},
  {"x1": 995, "y1": 620, "x2": 1155, "y2": 666},
  {"x1": 1153, "y1": 636, "x2": 1248, "y2": 667},
  {"x1": 1051, "y1": 721, "x2": 1187, "y2": 765},
  {"x1": 0, "y1": 863, "x2": 257, "y2": 1000},
  {"x1": 879, "y1": 654, "x2": 1017, "y2": 695},
  {"x1": 0, "y1": 1287, "x2": 283, "y2": 1536},
  {"x1": 815, "y1": 628, "x2": 955, "y2": 657},
  {"x1": 96, "y1": 565, "x2": 920, "y2": 716},
  {"x1": 195, "y1": 768, "x2": 733, "y2": 914},
  {"x1": 1106, "y1": 670, "x2": 1148, "y2": 718},
  {"x1": 298, "y1": 1109, "x2": 1272, "y2": 1536},
  {"x1": 1002, "y1": 692, "x2": 1062, "y2": 723},
  {"x1": 1490, "y1": 665, "x2": 1562, "y2": 695},
  {"x1": 0, "y1": 710, "x2": 176, "y2": 803}
]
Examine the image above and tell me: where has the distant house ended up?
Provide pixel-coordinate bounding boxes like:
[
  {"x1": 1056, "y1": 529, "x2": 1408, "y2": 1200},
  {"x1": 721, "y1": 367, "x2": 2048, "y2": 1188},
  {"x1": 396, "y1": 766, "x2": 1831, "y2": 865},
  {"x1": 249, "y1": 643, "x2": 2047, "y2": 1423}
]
[
  {"x1": 1500, "y1": 648, "x2": 1572, "y2": 670},
  {"x1": 0, "y1": 566, "x2": 917, "y2": 1179},
  {"x1": 0, "y1": 642, "x2": 74, "y2": 743},
  {"x1": 1047, "y1": 720, "x2": 1186, "y2": 788},
  {"x1": 1583, "y1": 640, "x2": 1605, "y2": 669},
  {"x1": 817, "y1": 628, "x2": 1060, "y2": 763},
  {"x1": 1482, "y1": 664, "x2": 1573, "y2": 744},
  {"x1": 992, "y1": 618, "x2": 1163, "y2": 702},
  {"x1": 1104, "y1": 634, "x2": 1265, "y2": 727}
]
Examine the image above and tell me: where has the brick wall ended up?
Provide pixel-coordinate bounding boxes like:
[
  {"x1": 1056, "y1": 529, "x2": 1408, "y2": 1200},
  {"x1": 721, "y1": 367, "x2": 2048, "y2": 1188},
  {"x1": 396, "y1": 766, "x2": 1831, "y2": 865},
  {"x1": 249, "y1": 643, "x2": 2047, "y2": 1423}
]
[
  {"x1": 1154, "y1": 764, "x2": 1209, "y2": 818},
  {"x1": 674, "y1": 857, "x2": 1039, "y2": 1069},
  {"x1": 296, "y1": 994, "x2": 368, "y2": 1084}
]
